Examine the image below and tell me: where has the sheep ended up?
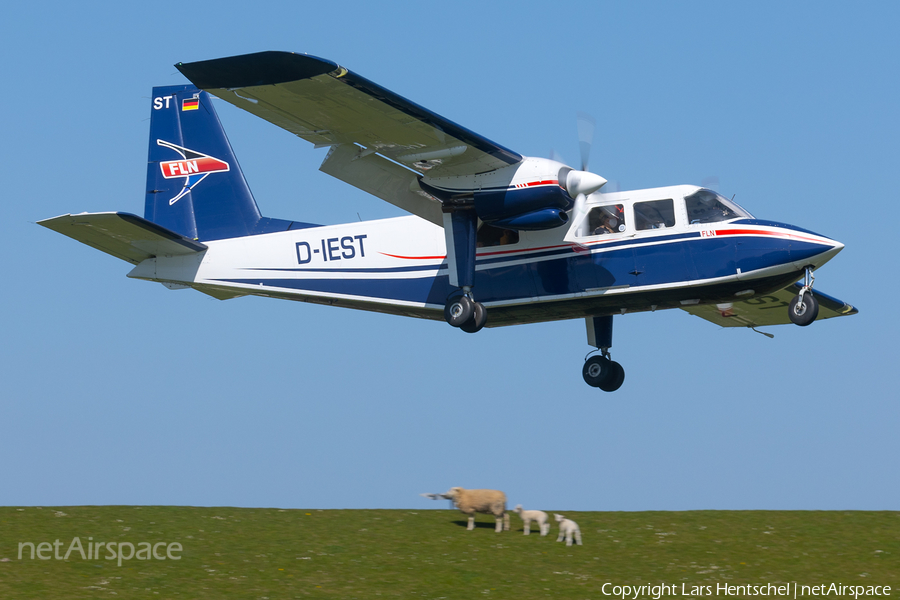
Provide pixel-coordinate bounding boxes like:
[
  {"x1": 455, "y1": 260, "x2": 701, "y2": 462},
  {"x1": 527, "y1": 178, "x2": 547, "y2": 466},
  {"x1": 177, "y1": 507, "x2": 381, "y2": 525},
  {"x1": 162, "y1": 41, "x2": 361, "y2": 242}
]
[
  {"x1": 513, "y1": 505, "x2": 549, "y2": 536},
  {"x1": 554, "y1": 514, "x2": 582, "y2": 546},
  {"x1": 443, "y1": 487, "x2": 510, "y2": 532}
]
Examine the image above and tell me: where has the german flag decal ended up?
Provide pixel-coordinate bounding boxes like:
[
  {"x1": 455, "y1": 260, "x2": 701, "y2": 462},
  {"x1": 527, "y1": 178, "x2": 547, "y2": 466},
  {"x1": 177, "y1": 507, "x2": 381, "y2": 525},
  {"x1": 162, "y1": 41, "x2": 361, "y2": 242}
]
[{"x1": 182, "y1": 96, "x2": 200, "y2": 111}]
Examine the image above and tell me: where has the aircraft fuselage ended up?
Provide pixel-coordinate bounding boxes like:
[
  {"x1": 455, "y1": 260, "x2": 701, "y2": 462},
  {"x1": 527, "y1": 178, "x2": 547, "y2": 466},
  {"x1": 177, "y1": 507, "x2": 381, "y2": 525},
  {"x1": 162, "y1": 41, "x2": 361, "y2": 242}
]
[{"x1": 127, "y1": 184, "x2": 843, "y2": 328}]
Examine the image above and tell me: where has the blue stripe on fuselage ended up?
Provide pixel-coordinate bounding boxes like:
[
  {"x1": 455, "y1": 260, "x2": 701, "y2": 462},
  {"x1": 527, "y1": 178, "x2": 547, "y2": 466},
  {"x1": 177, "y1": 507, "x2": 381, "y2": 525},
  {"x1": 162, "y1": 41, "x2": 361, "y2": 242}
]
[{"x1": 216, "y1": 232, "x2": 832, "y2": 305}]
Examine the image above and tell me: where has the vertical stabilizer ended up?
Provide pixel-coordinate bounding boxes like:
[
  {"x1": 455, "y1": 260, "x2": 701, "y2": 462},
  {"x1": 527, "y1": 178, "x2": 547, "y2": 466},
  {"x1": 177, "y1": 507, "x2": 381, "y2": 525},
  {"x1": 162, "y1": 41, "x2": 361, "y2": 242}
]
[{"x1": 146, "y1": 85, "x2": 279, "y2": 241}]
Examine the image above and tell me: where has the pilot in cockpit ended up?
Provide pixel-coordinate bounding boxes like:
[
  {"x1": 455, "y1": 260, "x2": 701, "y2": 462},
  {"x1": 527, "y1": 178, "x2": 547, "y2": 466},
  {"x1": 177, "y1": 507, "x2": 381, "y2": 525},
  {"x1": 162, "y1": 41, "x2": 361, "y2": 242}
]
[
  {"x1": 592, "y1": 211, "x2": 626, "y2": 235},
  {"x1": 592, "y1": 214, "x2": 616, "y2": 235}
]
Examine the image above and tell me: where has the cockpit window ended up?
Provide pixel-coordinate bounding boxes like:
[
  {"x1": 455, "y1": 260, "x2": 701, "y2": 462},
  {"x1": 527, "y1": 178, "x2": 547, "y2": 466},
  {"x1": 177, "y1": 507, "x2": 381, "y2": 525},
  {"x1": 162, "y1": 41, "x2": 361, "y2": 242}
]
[
  {"x1": 587, "y1": 204, "x2": 627, "y2": 235},
  {"x1": 634, "y1": 199, "x2": 676, "y2": 230},
  {"x1": 684, "y1": 189, "x2": 752, "y2": 224}
]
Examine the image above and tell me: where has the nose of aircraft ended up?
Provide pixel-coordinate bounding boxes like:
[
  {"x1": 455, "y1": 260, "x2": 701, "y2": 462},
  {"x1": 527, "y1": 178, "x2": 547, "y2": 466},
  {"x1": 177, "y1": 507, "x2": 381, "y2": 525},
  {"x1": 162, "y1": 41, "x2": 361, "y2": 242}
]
[
  {"x1": 821, "y1": 238, "x2": 844, "y2": 262},
  {"x1": 791, "y1": 233, "x2": 844, "y2": 269}
]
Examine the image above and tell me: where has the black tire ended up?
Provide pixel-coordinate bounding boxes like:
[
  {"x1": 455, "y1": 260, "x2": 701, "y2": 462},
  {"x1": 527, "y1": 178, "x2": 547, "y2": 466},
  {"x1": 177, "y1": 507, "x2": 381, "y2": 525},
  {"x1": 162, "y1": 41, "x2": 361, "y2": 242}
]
[
  {"x1": 582, "y1": 356, "x2": 615, "y2": 388},
  {"x1": 788, "y1": 293, "x2": 819, "y2": 326},
  {"x1": 444, "y1": 296, "x2": 474, "y2": 327},
  {"x1": 460, "y1": 302, "x2": 487, "y2": 333},
  {"x1": 598, "y1": 361, "x2": 625, "y2": 392}
]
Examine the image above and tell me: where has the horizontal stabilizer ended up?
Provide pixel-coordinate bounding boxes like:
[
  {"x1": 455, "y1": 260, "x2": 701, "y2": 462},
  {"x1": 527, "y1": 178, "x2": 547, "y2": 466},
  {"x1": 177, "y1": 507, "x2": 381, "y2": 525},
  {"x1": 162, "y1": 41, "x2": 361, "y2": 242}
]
[
  {"x1": 682, "y1": 283, "x2": 857, "y2": 328},
  {"x1": 38, "y1": 212, "x2": 207, "y2": 265}
]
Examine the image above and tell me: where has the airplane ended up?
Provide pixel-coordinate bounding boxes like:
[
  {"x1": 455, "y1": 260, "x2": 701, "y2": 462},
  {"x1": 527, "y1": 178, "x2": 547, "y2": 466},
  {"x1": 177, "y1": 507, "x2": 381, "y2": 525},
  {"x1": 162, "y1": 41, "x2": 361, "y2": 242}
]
[{"x1": 39, "y1": 51, "x2": 857, "y2": 392}]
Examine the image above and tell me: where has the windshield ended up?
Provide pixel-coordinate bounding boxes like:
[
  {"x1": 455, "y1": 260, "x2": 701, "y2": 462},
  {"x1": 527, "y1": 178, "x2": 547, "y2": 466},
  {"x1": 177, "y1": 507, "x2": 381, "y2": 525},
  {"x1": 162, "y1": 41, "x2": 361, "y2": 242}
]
[{"x1": 684, "y1": 188, "x2": 752, "y2": 224}]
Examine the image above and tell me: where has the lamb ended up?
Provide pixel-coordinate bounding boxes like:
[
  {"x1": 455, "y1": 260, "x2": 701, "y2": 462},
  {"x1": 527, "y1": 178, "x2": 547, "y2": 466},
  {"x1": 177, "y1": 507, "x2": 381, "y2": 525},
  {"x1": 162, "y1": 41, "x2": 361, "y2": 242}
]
[
  {"x1": 513, "y1": 505, "x2": 549, "y2": 536},
  {"x1": 554, "y1": 513, "x2": 582, "y2": 546},
  {"x1": 443, "y1": 487, "x2": 510, "y2": 532}
]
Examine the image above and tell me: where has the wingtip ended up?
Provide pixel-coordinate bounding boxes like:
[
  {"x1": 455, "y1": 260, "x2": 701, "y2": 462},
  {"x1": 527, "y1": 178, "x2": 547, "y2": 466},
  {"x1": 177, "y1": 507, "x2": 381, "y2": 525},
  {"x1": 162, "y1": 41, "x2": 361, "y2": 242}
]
[{"x1": 176, "y1": 51, "x2": 338, "y2": 90}]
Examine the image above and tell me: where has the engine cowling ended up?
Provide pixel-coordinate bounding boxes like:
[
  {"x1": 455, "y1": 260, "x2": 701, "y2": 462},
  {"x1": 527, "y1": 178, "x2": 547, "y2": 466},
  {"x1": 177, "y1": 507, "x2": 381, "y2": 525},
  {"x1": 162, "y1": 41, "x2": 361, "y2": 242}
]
[
  {"x1": 420, "y1": 157, "x2": 606, "y2": 231},
  {"x1": 473, "y1": 184, "x2": 572, "y2": 228},
  {"x1": 488, "y1": 208, "x2": 569, "y2": 230}
]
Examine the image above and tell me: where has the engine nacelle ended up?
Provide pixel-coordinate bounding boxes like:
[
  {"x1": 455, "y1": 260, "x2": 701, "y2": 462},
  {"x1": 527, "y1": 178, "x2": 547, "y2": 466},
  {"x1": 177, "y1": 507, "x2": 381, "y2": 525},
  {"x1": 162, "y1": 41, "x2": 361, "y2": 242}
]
[
  {"x1": 473, "y1": 185, "x2": 572, "y2": 228},
  {"x1": 419, "y1": 156, "x2": 605, "y2": 231},
  {"x1": 488, "y1": 208, "x2": 570, "y2": 230}
]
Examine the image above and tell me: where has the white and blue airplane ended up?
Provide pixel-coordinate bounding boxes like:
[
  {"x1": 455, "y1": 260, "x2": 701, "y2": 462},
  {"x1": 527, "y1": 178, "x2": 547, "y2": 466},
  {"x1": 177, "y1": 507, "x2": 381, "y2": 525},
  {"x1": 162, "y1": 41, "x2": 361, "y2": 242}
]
[{"x1": 39, "y1": 51, "x2": 857, "y2": 391}]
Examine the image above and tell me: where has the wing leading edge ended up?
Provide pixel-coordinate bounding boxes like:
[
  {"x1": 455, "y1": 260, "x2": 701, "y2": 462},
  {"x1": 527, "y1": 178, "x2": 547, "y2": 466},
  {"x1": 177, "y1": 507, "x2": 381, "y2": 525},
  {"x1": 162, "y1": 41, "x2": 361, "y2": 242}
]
[{"x1": 175, "y1": 51, "x2": 523, "y2": 225}]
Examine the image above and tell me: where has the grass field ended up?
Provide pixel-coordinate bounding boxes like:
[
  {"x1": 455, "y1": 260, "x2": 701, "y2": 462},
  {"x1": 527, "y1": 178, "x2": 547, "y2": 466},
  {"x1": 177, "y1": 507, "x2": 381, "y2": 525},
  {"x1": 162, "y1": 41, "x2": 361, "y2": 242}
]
[{"x1": 1, "y1": 507, "x2": 897, "y2": 599}]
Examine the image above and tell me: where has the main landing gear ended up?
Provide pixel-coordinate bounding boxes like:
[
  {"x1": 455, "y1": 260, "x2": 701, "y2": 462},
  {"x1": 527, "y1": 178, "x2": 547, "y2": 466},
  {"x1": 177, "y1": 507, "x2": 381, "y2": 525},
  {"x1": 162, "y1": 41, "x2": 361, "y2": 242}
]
[
  {"x1": 442, "y1": 208, "x2": 488, "y2": 334},
  {"x1": 583, "y1": 315, "x2": 625, "y2": 392},
  {"x1": 583, "y1": 353, "x2": 625, "y2": 392},
  {"x1": 444, "y1": 293, "x2": 487, "y2": 333},
  {"x1": 788, "y1": 267, "x2": 819, "y2": 327}
]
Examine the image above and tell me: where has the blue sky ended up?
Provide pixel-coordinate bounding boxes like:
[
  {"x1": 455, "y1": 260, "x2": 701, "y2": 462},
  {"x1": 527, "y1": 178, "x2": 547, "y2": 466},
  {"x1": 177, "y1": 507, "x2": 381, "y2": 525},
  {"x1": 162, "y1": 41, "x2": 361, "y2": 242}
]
[{"x1": 1, "y1": 1, "x2": 896, "y2": 511}]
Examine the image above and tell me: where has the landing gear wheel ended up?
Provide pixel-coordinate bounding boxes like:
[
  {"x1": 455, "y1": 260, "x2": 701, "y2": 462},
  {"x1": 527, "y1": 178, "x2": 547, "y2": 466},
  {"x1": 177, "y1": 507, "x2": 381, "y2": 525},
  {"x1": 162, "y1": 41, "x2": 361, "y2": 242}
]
[
  {"x1": 598, "y1": 361, "x2": 625, "y2": 392},
  {"x1": 582, "y1": 356, "x2": 615, "y2": 388},
  {"x1": 460, "y1": 302, "x2": 487, "y2": 333},
  {"x1": 788, "y1": 293, "x2": 819, "y2": 326},
  {"x1": 444, "y1": 296, "x2": 474, "y2": 327}
]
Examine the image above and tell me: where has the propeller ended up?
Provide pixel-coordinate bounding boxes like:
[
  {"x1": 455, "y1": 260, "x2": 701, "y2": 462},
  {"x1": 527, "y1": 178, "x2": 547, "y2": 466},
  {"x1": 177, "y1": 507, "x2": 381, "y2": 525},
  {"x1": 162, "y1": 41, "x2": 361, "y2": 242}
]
[
  {"x1": 577, "y1": 111, "x2": 595, "y2": 171},
  {"x1": 564, "y1": 112, "x2": 606, "y2": 236},
  {"x1": 701, "y1": 176, "x2": 720, "y2": 192}
]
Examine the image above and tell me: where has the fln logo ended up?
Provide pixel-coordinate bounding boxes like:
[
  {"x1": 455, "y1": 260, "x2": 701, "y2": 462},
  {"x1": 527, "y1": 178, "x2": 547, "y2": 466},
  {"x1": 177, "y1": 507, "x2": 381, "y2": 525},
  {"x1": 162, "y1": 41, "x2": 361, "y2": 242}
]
[{"x1": 157, "y1": 140, "x2": 230, "y2": 205}]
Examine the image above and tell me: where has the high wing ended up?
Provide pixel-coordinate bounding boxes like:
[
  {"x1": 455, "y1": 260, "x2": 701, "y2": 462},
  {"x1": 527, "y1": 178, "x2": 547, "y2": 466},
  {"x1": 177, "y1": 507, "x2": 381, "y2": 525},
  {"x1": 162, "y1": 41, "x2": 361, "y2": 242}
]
[
  {"x1": 38, "y1": 212, "x2": 207, "y2": 265},
  {"x1": 681, "y1": 283, "x2": 858, "y2": 329},
  {"x1": 175, "y1": 51, "x2": 523, "y2": 226}
]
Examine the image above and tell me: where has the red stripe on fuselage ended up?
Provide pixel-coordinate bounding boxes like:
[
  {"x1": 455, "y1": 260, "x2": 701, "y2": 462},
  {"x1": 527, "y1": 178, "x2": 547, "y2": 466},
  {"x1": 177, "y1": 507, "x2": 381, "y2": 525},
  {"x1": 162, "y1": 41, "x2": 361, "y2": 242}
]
[
  {"x1": 379, "y1": 252, "x2": 446, "y2": 260},
  {"x1": 379, "y1": 226, "x2": 830, "y2": 263},
  {"x1": 713, "y1": 228, "x2": 829, "y2": 245},
  {"x1": 380, "y1": 242, "x2": 579, "y2": 261}
]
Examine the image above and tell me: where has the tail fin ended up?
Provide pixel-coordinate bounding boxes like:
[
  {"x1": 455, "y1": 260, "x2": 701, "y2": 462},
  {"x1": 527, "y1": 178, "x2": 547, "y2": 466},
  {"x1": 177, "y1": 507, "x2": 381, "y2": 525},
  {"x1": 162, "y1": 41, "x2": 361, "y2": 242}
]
[{"x1": 146, "y1": 85, "x2": 303, "y2": 241}]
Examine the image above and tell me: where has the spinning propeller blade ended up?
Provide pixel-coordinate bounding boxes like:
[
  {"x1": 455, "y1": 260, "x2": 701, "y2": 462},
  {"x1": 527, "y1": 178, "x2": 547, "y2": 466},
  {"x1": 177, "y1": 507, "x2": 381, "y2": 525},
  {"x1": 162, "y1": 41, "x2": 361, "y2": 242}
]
[
  {"x1": 564, "y1": 112, "x2": 605, "y2": 198},
  {"x1": 576, "y1": 111, "x2": 596, "y2": 171}
]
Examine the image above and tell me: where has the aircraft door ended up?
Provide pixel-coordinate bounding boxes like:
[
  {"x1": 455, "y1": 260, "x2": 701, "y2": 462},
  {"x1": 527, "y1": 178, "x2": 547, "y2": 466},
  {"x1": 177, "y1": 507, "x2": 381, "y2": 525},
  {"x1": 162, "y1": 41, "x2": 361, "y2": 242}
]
[{"x1": 573, "y1": 203, "x2": 635, "y2": 290}]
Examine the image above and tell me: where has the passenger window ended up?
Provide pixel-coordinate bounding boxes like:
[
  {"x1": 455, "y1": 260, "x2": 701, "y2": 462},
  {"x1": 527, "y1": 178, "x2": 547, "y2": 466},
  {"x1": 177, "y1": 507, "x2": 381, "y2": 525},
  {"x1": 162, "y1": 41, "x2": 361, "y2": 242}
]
[
  {"x1": 586, "y1": 205, "x2": 626, "y2": 236},
  {"x1": 634, "y1": 199, "x2": 676, "y2": 230},
  {"x1": 476, "y1": 225, "x2": 519, "y2": 248}
]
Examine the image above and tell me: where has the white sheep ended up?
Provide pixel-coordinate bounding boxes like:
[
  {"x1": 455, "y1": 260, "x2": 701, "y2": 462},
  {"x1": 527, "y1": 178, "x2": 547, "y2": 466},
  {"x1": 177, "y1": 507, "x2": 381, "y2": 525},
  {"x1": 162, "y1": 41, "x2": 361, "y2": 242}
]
[
  {"x1": 444, "y1": 487, "x2": 510, "y2": 532},
  {"x1": 554, "y1": 513, "x2": 582, "y2": 546},
  {"x1": 514, "y1": 505, "x2": 549, "y2": 536}
]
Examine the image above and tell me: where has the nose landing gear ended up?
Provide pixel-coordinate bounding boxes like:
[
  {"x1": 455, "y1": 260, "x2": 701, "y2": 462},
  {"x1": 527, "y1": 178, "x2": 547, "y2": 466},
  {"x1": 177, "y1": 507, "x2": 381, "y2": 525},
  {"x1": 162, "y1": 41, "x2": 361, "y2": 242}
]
[
  {"x1": 583, "y1": 315, "x2": 625, "y2": 391},
  {"x1": 788, "y1": 267, "x2": 819, "y2": 327}
]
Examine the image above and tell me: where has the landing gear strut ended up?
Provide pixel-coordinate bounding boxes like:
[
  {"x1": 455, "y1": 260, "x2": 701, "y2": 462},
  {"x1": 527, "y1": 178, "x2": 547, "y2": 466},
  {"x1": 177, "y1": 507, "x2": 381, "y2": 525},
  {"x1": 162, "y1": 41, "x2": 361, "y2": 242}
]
[
  {"x1": 788, "y1": 267, "x2": 819, "y2": 327},
  {"x1": 442, "y1": 208, "x2": 488, "y2": 333},
  {"x1": 583, "y1": 315, "x2": 625, "y2": 391}
]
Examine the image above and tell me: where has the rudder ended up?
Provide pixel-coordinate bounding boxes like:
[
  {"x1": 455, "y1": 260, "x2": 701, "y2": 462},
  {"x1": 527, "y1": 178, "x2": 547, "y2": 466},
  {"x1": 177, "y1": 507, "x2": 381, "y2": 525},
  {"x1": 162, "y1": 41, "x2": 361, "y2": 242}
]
[{"x1": 146, "y1": 85, "x2": 283, "y2": 241}]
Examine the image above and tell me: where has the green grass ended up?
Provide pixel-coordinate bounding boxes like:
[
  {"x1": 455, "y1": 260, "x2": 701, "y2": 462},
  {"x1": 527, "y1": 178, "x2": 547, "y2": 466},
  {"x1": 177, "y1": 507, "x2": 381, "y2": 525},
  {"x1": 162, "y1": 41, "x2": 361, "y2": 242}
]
[{"x1": 1, "y1": 507, "x2": 897, "y2": 599}]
